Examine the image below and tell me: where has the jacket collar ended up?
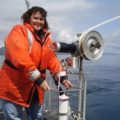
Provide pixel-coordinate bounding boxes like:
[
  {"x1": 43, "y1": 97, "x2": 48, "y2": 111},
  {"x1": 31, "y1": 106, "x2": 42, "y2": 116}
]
[
  {"x1": 24, "y1": 23, "x2": 51, "y2": 44},
  {"x1": 24, "y1": 23, "x2": 49, "y2": 34}
]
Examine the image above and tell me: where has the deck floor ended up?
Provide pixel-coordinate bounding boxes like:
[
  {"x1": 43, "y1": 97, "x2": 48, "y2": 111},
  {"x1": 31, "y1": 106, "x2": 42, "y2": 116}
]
[{"x1": 0, "y1": 111, "x2": 58, "y2": 120}]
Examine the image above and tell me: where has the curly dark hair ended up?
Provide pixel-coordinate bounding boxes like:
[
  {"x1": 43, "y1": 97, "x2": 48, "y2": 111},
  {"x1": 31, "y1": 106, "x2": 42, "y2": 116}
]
[{"x1": 21, "y1": 6, "x2": 49, "y2": 29}]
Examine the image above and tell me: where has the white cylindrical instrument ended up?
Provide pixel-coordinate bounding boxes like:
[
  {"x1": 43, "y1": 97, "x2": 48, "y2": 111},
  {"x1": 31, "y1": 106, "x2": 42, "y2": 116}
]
[{"x1": 59, "y1": 94, "x2": 69, "y2": 120}]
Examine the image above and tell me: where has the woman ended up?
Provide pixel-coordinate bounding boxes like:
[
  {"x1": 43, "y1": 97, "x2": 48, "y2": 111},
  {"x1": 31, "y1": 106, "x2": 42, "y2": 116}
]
[{"x1": 0, "y1": 6, "x2": 72, "y2": 120}]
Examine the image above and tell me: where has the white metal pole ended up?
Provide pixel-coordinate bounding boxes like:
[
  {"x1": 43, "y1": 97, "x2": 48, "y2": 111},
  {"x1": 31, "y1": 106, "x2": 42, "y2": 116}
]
[{"x1": 78, "y1": 57, "x2": 86, "y2": 120}]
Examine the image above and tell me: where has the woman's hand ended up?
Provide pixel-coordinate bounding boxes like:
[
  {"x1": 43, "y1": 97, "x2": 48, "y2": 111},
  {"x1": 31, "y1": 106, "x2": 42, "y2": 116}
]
[
  {"x1": 62, "y1": 79, "x2": 73, "y2": 89},
  {"x1": 40, "y1": 80, "x2": 50, "y2": 91}
]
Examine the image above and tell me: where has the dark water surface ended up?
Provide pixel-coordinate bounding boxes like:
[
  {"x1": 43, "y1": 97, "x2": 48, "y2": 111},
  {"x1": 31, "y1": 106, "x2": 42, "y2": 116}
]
[{"x1": 85, "y1": 52, "x2": 120, "y2": 120}]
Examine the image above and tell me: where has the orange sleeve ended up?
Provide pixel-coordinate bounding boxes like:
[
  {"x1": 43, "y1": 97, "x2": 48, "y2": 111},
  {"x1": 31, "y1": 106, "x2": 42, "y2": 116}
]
[
  {"x1": 47, "y1": 40, "x2": 65, "y2": 76},
  {"x1": 5, "y1": 25, "x2": 36, "y2": 72}
]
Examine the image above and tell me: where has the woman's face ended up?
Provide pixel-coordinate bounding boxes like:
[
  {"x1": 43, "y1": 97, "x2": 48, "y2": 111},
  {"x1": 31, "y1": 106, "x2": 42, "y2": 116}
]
[{"x1": 30, "y1": 11, "x2": 45, "y2": 31}]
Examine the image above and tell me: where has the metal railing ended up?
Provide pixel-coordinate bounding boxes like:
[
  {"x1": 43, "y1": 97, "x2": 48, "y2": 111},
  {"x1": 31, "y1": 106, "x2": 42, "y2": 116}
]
[{"x1": 43, "y1": 58, "x2": 87, "y2": 120}]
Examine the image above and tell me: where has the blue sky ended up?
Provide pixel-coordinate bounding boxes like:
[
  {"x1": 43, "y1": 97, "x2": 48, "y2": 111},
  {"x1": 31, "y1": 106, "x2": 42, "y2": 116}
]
[{"x1": 0, "y1": 0, "x2": 120, "y2": 51}]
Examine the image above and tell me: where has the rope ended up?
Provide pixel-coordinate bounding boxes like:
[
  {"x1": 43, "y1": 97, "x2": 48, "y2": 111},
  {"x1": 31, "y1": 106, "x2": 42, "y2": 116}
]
[{"x1": 84, "y1": 16, "x2": 120, "y2": 33}]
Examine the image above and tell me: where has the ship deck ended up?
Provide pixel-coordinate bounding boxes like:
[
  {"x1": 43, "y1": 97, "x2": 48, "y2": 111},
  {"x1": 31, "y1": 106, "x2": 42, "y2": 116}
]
[{"x1": 0, "y1": 111, "x2": 58, "y2": 120}]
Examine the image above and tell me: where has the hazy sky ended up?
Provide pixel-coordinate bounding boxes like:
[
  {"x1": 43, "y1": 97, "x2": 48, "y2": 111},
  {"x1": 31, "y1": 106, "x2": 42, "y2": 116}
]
[{"x1": 0, "y1": 0, "x2": 120, "y2": 50}]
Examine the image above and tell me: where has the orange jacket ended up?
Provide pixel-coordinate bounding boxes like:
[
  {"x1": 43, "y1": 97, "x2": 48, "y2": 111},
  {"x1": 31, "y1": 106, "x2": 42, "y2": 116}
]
[{"x1": 0, "y1": 23, "x2": 65, "y2": 107}]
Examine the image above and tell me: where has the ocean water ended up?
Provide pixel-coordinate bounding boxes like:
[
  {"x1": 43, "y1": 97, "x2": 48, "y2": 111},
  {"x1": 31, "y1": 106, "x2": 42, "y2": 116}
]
[
  {"x1": 85, "y1": 52, "x2": 120, "y2": 120},
  {"x1": 0, "y1": 53, "x2": 120, "y2": 120}
]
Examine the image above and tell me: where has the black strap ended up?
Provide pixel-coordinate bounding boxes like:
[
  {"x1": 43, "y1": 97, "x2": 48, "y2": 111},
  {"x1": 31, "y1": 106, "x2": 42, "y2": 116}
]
[
  {"x1": 40, "y1": 69, "x2": 46, "y2": 74},
  {"x1": 35, "y1": 77, "x2": 45, "y2": 86},
  {"x1": 60, "y1": 76, "x2": 68, "y2": 84},
  {"x1": 4, "y1": 59, "x2": 18, "y2": 70}
]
